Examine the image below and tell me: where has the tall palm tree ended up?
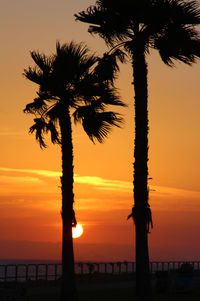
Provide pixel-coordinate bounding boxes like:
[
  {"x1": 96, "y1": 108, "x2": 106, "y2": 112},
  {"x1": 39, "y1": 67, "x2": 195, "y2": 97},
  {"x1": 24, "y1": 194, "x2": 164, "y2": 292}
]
[
  {"x1": 75, "y1": 1, "x2": 200, "y2": 300},
  {"x1": 23, "y1": 41, "x2": 124, "y2": 301}
]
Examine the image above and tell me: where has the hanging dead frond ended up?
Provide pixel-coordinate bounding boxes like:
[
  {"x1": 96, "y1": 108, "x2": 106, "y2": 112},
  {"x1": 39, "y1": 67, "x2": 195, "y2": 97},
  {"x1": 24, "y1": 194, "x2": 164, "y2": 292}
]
[{"x1": 127, "y1": 205, "x2": 153, "y2": 233}]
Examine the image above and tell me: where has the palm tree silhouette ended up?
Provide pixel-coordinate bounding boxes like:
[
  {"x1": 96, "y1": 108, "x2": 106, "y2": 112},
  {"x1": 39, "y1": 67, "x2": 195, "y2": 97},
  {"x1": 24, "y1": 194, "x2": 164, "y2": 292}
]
[
  {"x1": 23, "y1": 41, "x2": 124, "y2": 301},
  {"x1": 76, "y1": 1, "x2": 200, "y2": 299}
]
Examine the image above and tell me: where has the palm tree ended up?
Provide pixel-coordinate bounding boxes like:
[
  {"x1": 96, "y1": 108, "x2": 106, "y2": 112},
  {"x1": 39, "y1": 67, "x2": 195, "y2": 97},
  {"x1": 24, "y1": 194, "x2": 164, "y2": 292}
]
[
  {"x1": 75, "y1": 1, "x2": 200, "y2": 300},
  {"x1": 23, "y1": 41, "x2": 124, "y2": 301}
]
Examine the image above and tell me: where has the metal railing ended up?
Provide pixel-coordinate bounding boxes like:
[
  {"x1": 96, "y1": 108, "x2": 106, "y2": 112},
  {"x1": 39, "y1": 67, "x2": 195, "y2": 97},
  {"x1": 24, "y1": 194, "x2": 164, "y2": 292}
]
[{"x1": 0, "y1": 261, "x2": 199, "y2": 282}]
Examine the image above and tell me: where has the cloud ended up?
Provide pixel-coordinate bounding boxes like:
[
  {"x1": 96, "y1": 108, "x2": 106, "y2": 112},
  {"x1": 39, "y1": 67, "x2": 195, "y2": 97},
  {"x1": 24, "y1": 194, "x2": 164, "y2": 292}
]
[
  {"x1": 75, "y1": 176, "x2": 131, "y2": 191},
  {"x1": 0, "y1": 167, "x2": 131, "y2": 191},
  {"x1": 0, "y1": 167, "x2": 200, "y2": 200},
  {"x1": 0, "y1": 175, "x2": 41, "y2": 183},
  {"x1": 0, "y1": 167, "x2": 61, "y2": 178}
]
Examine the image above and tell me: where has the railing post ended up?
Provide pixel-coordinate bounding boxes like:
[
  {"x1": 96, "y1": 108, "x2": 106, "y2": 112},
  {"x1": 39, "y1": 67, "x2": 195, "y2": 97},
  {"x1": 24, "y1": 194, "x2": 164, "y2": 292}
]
[
  {"x1": 118, "y1": 263, "x2": 120, "y2": 274},
  {"x1": 15, "y1": 265, "x2": 18, "y2": 282},
  {"x1": 45, "y1": 264, "x2": 48, "y2": 281},
  {"x1": 105, "y1": 263, "x2": 108, "y2": 273},
  {"x1": 5, "y1": 265, "x2": 7, "y2": 282},
  {"x1": 97, "y1": 263, "x2": 100, "y2": 273},
  {"x1": 35, "y1": 265, "x2": 38, "y2": 281},
  {"x1": 124, "y1": 262, "x2": 128, "y2": 273},
  {"x1": 25, "y1": 265, "x2": 28, "y2": 281},
  {"x1": 55, "y1": 264, "x2": 58, "y2": 280},
  {"x1": 111, "y1": 263, "x2": 114, "y2": 275}
]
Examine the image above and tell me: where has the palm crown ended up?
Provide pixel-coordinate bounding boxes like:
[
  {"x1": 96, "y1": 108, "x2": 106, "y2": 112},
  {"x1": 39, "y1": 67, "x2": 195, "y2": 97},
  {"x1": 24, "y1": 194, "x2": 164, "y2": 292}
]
[
  {"x1": 24, "y1": 41, "x2": 125, "y2": 147},
  {"x1": 76, "y1": 0, "x2": 200, "y2": 65}
]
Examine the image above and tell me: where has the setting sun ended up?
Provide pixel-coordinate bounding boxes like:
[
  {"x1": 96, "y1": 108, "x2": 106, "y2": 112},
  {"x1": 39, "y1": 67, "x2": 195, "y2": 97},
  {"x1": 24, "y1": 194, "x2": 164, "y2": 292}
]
[{"x1": 72, "y1": 224, "x2": 83, "y2": 239}]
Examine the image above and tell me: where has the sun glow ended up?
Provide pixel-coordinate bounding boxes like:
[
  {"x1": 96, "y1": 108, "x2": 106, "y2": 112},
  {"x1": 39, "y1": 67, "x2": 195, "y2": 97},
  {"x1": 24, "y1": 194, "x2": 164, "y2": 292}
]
[{"x1": 72, "y1": 223, "x2": 83, "y2": 239}]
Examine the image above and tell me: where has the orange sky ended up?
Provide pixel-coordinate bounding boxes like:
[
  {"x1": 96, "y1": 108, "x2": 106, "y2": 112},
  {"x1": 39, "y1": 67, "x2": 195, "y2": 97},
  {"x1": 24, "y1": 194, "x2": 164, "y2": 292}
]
[{"x1": 0, "y1": 0, "x2": 200, "y2": 261}]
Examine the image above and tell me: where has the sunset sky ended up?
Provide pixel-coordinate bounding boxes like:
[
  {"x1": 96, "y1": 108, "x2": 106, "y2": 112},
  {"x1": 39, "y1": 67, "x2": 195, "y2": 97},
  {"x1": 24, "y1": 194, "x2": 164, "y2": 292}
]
[{"x1": 1, "y1": 0, "x2": 200, "y2": 262}]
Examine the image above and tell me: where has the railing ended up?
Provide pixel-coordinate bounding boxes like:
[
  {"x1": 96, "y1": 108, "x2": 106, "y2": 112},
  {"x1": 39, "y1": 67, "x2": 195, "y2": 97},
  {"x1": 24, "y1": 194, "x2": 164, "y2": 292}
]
[
  {"x1": 0, "y1": 261, "x2": 200, "y2": 282},
  {"x1": 0, "y1": 264, "x2": 62, "y2": 282}
]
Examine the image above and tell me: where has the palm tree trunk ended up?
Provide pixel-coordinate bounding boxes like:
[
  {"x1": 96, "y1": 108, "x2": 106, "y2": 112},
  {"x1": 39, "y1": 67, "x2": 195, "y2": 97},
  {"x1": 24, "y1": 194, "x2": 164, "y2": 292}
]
[
  {"x1": 59, "y1": 107, "x2": 78, "y2": 301},
  {"x1": 132, "y1": 49, "x2": 152, "y2": 301}
]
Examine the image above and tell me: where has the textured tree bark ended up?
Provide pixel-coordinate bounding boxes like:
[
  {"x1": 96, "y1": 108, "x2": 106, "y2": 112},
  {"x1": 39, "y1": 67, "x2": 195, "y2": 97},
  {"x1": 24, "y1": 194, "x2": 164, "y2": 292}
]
[
  {"x1": 59, "y1": 107, "x2": 78, "y2": 301},
  {"x1": 132, "y1": 49, "x2": 152, "y2": 301}
]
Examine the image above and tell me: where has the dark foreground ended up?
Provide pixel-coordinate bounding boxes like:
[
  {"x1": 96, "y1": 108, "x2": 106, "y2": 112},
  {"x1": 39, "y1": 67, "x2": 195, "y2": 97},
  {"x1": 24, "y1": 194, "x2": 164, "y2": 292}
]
[
  {"x1": 1, "y1": 272, "x2": 200, "y2": 300},
  {"x1": 30, "y1": 289, "x2": 200, "y2": 301}
]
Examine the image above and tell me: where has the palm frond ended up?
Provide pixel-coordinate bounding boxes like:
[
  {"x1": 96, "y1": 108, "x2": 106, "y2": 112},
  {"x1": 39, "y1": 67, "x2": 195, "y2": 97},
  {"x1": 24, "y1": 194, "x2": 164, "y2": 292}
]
[
  {"x1": 29, "y1": 118, "x2": 60, "y2": 148},
  {"x1": 73, "y1": 104, "x2": 103, "y2": 124},
  {"x1": 30, "y1": 51, "x2": 52, "y2": 73},
  {"x1": 56, "y1": 41, "x2": 89, "y2": 60},
  {"x1": 75, "y1": 5, "x2": 107, "y2": 26},
  {"x1": 155, "y1": 24, "x2": 200, "y2": 66},
  {"x1": 98, "y1": 86, "x2": 126, "y2": 107},
  {"x1": 23, "y1": 67, "x2": 44, "y2": 85},
  {"x1": 74, "y1": 71, "x2": 126, "y2": 107},
  {"x1": 55, "y1": 41, "x2": 97, "y2": 69},
  {"x1": 169, "y1": 0, "x2": 200, "y2": 25},
  {"x1": 52, "y1": 41, "x2": 97, "y2": 85},
  {"x1": 46, "y1": 102, "x2": 63, "y2": 121},
  {"x1": 94, "y1": 49, "x2": 126, "y2": 83},
  {"x1": 79, "y1": 109, "x2": 123, "y2": 143},
  {"x1": 23, "y1": 96, "x2": 47, "y2": 114},
  {"x1": 46, "y1": 121, "x2": 61, "y2": 144},
  {"x1": 72, "y1": 73, "x2": 125, "y2": 109},
  {"x1": 75, "y1": 5, "x2": 129, "y2": 45},
  {"x1": 37, "y1": 90, "x2": 56, "y2": 101},
  {"x1": 29, "y1": 118, "x2": 48, "y2": 148},
  {"x1": 73, "y1": 105, "x2": 92, "y2": 124}
]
